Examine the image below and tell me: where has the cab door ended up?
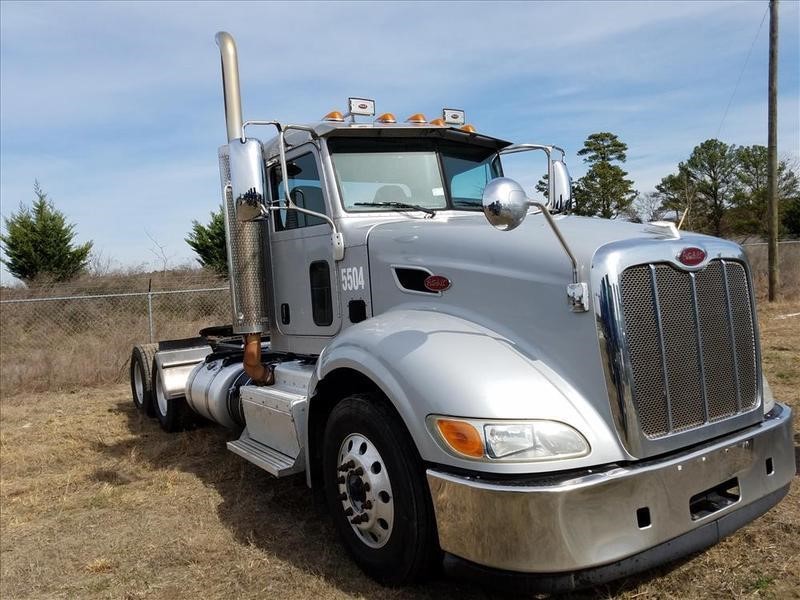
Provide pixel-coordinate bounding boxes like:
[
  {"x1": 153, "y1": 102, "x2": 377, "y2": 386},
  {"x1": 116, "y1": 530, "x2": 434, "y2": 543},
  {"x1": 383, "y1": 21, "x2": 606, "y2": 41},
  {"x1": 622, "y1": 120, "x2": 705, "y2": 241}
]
[{"x1": 268, "y1": 147, "x2": 341, "y2": 339}]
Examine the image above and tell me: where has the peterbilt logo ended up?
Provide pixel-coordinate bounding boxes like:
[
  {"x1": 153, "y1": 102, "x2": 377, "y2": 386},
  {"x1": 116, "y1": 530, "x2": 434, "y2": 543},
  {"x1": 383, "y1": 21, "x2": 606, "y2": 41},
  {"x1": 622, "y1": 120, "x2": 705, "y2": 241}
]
[
  {"x1": 678, "y1": 247, "x2": 706, "y2": 266},
  {"x1": 424, "y1": 275, "x2": 451, "y2": 292}
]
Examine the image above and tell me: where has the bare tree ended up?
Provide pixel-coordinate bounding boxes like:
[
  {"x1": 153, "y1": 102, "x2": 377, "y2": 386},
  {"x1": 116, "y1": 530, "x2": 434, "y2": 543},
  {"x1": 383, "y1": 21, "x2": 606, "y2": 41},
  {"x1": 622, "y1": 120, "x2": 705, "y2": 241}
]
[{"x1": 145, "y1": 230, "x2": 174, "y2": 275}]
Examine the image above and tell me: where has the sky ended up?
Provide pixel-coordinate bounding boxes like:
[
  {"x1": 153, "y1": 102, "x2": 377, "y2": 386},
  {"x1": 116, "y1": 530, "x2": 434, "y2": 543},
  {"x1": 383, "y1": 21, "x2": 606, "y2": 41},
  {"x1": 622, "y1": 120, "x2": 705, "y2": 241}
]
[{"x1": 1, "y1": 1, "x2": 799, "y2": 284}]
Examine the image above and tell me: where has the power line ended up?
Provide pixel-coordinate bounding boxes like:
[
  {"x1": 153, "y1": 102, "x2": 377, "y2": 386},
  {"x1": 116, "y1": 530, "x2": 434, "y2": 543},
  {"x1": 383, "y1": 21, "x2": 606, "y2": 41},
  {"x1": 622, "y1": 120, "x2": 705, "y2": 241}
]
[{"x1": 716, "y1": 4, "x2": 769, "y2": 140}]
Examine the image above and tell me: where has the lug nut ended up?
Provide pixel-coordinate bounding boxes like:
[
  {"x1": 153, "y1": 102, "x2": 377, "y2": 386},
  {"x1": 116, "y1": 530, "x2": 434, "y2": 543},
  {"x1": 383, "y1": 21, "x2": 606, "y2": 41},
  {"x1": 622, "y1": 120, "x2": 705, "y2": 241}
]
[
  {"x1": 337, "y1": 492, "x2": 347, "y2": 501},
  {"x1": 338, "y1": 460, "x2": 355, "y2": 472},
  {"x1": 363, "y1": 483, "x2": 370, "y2": 492},
  {"x1": 363, "y1": 500, "x2": 373, "y2": 510},
  {"x1": 344, "y1": 507, "x2": 353, "y2": 516},
  {"x1": 353, "y1": 467, "x2": 364, "y2": 476},
  {"x1": 337, "y1": 476, "x2": 345, "y2": 484}
]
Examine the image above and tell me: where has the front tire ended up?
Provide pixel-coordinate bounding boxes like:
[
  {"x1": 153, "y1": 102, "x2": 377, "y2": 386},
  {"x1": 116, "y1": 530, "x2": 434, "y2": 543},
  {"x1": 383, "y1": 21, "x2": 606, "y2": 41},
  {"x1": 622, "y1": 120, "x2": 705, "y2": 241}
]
[
  {"x1": 151, "y1": 358, "x2": 187, "y2": 433},
  {"x1": 322, "y1": 393, "x2": 440, "y2": 585},
  {"x1": 130, "y1": 344, "x2": 157, "y2": 416}
]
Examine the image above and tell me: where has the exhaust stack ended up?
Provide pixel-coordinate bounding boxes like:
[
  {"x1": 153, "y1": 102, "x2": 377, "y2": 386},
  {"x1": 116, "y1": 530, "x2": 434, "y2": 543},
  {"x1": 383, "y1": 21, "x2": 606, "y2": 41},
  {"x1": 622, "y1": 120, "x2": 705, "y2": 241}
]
[
  {"x1": 215, "y1": 31, "x2": 271, "y2": 384},
  {"x1": 215, "y1": 32, "x2": 243, "y2": 142}
]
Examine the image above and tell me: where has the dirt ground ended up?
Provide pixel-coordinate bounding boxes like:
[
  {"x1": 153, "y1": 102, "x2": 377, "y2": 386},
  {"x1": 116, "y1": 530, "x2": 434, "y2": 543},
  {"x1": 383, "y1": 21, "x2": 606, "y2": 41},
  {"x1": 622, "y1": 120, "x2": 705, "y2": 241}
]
[{"x1": 1, "y1": 301, "x2": 798, "y2": 600}]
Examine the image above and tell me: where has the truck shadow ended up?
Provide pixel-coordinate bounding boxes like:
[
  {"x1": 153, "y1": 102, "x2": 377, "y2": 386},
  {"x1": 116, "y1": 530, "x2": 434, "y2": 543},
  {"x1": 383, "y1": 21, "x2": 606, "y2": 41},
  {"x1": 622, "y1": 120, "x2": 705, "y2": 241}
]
[{"x1": 104, "y1": 398, "x2": 692, "y2": 600}]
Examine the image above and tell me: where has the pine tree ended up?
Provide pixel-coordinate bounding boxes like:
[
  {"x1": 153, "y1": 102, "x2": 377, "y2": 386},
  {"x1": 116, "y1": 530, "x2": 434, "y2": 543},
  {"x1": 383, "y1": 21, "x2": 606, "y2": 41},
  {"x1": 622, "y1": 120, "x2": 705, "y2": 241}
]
[
  {"x1": 572, "y1": 133, "x2": 636, "y2": 218},
  {"x1": 0, "y1": 182, "x2": 92, "y2": 283},
  {"x1": 186, "y1": 206, "x2": 228, "y2": 277}
]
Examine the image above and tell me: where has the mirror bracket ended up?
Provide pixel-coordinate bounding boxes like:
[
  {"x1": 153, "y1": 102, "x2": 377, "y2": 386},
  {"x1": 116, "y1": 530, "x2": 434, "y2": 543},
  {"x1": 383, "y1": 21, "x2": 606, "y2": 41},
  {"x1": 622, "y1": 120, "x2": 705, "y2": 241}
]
[
  {"x1": 235, "y1": 121, "x2": 345, "y2": 262},
  {"x1": 528, "y1": 201, "x2": 588, "y2": 313}
]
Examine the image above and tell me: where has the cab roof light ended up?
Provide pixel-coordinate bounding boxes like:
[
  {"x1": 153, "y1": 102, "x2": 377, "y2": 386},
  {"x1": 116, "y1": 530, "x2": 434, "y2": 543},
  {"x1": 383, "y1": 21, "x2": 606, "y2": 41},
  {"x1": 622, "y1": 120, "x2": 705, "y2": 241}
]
[
  {"x1": 443, "y1": 108, "x2": 466, "y2": 125},
  {"x1": 375, "y1": 112, "x2": 397, "y2": 124},
  {"x1": 460, "y1": 124, "x2": 476, "y2": 133},
  {"x1": 323, "y1": 110, "x2": 344, "y2": 122},
  {"x1": 406, "y1": 113, "x2": 427, "y2": 124},
  {"x1": 348, "y1": 97, "x2": 376, "y2": 117},
  {"x1": 429, "y1": 118, "x2": 446, "y2": 126}
]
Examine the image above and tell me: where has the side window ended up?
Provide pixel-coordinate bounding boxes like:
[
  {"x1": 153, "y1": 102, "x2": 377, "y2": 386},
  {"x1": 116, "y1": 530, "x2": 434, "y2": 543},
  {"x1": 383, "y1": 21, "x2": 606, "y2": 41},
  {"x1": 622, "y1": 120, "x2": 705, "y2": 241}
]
[
  {"x1": 270, "y1": 153, "x2": 327, "y2": 231},
  {"x1": 309, "y1": 261, "x2": 333, "y2": 326}
]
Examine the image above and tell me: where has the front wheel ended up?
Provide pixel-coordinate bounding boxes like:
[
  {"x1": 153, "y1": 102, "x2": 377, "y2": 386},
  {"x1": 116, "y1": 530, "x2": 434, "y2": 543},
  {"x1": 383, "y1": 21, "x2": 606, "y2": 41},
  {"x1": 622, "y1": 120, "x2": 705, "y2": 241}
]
[{"x1": 322, "y1": 394, "x2": 440, "y2": 585}]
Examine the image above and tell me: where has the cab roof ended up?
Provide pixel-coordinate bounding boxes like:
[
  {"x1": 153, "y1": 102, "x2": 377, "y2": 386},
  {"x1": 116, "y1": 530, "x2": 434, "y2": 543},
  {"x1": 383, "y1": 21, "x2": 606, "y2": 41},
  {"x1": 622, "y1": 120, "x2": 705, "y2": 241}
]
[{"x1": 261, "y1": 121, "x2": 512, "y2": 162}]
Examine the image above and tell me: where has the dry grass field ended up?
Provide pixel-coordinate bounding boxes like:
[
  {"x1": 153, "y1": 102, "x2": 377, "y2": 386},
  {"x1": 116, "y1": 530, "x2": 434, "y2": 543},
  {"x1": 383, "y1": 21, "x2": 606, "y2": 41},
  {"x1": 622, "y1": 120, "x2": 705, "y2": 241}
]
[{"x1": 1, "y1": 300, "x2": 798, "y2": 599}]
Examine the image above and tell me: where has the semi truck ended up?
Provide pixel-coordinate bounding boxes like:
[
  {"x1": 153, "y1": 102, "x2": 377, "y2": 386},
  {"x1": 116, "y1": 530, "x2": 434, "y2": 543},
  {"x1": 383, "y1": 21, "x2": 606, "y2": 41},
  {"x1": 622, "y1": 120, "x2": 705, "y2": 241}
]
[{"x1": 128, "y1": 31, "x2": 794, "y2": 591}]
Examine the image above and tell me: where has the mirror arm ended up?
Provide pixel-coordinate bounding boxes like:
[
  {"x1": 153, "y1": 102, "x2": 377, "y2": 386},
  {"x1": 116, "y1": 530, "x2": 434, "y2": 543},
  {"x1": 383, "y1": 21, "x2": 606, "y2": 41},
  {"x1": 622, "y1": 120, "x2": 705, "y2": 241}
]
[
  {"x1": 244, "y1": 123, "x2": 344, "y2": 262},
  {"x1": 500, "y1": 144, "x2": 568, "y2": 210},
  {"x1": 528, "y1": 201, "x2": 588, "y2": 313}
]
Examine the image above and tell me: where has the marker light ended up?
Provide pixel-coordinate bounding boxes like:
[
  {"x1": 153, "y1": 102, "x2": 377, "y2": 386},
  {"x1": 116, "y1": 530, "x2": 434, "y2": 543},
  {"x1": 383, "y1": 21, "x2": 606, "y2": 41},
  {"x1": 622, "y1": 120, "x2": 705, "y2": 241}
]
[
  {"x1": 435, "y1": 419, "x2": 484, "y2": 458},
  {"x1": 323, "y1": 111, "x2": 344, "y2": 122},
  {"x1": 460, "y1": 124, "x2": 476, "y2": 133},
  {"x1": 429, "y1": 118, "x2": 446, "y2": 126},
  {"x1": 406, "y1": 113, "x2": 427, "y2": 124},
  {"x1": 375, "y1": 112, "x2": 397, "y2": 124}
]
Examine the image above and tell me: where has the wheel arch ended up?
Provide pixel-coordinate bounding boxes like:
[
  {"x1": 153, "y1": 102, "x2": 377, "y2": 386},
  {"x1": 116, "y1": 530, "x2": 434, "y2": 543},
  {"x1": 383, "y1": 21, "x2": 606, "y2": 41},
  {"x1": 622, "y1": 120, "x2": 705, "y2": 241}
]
[{"x1": 305, "y1": 360, "x2": 414, "y2": 493}]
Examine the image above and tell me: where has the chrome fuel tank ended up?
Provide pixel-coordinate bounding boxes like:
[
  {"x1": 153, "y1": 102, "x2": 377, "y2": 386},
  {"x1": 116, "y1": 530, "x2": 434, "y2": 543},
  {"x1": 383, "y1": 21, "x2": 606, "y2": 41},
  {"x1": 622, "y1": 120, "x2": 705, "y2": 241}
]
[{"x1": 185, "y1": 359, "x2": 250, "y2": 428}]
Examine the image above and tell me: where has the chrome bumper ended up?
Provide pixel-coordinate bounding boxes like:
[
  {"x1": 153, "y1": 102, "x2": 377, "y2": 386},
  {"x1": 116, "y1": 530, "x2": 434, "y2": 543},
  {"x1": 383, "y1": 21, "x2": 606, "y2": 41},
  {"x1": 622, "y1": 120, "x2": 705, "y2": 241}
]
[{"x1": 427, "y1": 404, "x2": 794, "y2": 574}]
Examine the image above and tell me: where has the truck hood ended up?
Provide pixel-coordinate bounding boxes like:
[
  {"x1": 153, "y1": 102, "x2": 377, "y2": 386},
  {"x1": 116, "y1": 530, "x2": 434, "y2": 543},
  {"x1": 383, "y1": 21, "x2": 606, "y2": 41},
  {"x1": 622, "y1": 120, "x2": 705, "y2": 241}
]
[{"x1": 364, "y1": 211, "x2": 713, "y2": 431}]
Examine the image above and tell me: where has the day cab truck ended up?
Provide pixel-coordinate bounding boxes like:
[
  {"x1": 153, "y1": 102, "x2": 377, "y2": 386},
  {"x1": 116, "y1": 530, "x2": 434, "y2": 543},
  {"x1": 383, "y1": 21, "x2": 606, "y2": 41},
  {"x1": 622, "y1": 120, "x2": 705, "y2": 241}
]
[{"x1": 128, "y1": 31, "x2": 794, "y2": 592}]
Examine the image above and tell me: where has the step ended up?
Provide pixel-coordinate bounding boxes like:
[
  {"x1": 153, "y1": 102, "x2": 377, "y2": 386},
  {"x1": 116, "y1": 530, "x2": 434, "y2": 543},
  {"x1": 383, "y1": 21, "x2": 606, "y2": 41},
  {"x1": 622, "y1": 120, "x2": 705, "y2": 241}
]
[{"x1": 227, "y1": 430, "x2": 303, "y2": 477}]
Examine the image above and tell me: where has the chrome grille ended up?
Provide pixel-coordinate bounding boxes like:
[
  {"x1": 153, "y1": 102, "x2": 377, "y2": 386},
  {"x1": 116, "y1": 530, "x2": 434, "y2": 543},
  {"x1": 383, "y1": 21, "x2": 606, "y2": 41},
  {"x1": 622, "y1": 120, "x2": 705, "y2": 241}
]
[{"x1": 619, "y1": 260, "x2": 758, "y2": 439}]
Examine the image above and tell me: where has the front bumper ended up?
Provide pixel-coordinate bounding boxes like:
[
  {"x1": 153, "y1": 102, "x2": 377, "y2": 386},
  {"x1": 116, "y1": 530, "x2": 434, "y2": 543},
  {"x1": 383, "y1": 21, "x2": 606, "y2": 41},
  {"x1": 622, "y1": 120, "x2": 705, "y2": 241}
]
[{"x1": 427, "y1": 403, "x2": 794, "y2": 581}]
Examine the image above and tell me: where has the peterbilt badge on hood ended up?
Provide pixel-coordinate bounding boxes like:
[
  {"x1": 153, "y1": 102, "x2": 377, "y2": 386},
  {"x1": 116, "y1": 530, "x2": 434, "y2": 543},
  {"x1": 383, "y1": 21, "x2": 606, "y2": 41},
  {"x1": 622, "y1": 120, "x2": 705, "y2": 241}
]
[{"x1": 678, "y1": 247, "x2": 706, "y2": 266}]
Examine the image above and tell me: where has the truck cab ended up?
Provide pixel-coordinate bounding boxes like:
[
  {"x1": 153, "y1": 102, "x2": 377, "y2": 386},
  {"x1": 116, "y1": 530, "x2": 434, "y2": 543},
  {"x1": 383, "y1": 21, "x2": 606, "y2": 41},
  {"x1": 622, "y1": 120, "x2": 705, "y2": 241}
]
[{"x1": 128, "y1": 32, "x2": 795, "y2": 592}]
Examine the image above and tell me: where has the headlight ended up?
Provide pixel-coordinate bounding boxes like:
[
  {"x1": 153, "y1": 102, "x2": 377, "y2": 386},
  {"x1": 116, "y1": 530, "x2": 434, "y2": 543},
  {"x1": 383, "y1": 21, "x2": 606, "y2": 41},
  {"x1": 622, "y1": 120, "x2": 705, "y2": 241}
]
[{"x1": 429, "y1": 416, "x2": 590, "y2": 462}]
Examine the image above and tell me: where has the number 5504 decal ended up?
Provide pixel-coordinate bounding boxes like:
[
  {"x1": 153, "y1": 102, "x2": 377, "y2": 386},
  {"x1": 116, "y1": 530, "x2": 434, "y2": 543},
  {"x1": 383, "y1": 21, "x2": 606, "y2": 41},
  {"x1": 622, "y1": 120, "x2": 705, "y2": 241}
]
[{"x1": 340, "y1": 266, "x2": 365, "y2": 291}]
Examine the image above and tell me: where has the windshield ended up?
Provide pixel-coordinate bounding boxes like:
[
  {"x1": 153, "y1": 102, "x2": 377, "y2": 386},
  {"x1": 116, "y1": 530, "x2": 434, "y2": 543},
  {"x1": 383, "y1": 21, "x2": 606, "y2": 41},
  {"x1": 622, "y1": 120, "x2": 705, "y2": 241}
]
[{"x1": 328, "y1": 138, "x2": 502, "y2": 212}]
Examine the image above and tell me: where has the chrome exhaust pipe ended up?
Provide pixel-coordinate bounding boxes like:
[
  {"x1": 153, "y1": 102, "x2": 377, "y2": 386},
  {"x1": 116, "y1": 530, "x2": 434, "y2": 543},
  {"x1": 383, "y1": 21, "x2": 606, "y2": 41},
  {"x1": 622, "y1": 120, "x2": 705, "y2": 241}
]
[{"x1": 215, "y1": 31, "x2": 243, "y2": 142}]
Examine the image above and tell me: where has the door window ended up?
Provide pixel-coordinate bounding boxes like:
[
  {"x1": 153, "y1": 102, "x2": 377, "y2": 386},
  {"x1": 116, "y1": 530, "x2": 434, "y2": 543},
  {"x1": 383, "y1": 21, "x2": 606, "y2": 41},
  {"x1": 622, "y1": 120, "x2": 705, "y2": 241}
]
[{"x1": 270, "y1": 153, "x2": 327, "y2": 231}]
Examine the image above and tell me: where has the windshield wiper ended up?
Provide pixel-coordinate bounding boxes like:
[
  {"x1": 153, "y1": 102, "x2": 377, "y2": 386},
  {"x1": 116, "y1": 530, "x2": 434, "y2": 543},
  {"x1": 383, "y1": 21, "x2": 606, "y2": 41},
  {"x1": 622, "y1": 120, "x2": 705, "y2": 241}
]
[{"x1": 354, "y1": 201, "x2": 436, "y2": 217}]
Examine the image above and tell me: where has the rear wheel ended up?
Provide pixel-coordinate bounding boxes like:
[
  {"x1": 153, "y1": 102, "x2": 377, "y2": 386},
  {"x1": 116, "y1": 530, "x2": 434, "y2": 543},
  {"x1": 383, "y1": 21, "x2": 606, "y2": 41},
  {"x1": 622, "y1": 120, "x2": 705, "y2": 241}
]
[
  {"x1": 130, "y1": 344, "x2": 157, "y2": 416},
  {"x1": 151, "y1": 358, "x2": 187, "y2": 432},
  {"x1": 322, "y1": 393, "x2": 440, "y2": 585}
]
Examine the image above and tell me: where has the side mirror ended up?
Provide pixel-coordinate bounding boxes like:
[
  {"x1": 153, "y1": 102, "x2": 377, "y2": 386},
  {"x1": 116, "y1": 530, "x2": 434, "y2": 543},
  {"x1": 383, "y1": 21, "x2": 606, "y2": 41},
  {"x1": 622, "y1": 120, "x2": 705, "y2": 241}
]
[
  {"x1": 550, "y1": 160, "x2": 572, "y2": 213},
  {"x1": 482, "y1": 177, "x2": 529, "y2": 231},
  {"x1": 228, "y1": 138, "x2": 266, "y2": 222}
]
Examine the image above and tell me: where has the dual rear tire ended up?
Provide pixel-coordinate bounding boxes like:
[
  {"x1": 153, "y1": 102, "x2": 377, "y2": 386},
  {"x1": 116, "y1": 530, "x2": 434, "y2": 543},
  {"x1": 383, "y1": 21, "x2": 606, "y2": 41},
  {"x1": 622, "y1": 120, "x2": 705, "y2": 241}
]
[{"x1": 129, "y1": 344, "x2": 187, "y2": 432}]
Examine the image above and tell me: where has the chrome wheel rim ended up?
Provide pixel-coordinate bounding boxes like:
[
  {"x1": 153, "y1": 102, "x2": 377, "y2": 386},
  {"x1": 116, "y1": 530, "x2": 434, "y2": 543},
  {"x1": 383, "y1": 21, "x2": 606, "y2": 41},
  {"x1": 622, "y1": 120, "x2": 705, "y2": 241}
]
[
  {"x1": 155, "y1": 372, "x2": 168, "y2": 416},
  {"x1": 337, "y1": 433, "x2": 394, "y2": 549},
  {"x1": 133, "y1": 362, "x2": 144, "y2": 406}
]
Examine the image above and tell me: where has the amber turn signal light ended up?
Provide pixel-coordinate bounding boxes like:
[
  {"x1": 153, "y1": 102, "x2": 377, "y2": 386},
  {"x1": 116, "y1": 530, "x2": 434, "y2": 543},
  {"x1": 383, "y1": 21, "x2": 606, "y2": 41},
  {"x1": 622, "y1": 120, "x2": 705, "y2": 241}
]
[
  {"x1": 436, "y1": 419, "x2": 484, "y2": 458},
  {"x1": 460, "y1": 124, "x2": 476, "y2": 133},
  {"x1": 429, "y1": 118, "x2": 446, "y2": 126}
]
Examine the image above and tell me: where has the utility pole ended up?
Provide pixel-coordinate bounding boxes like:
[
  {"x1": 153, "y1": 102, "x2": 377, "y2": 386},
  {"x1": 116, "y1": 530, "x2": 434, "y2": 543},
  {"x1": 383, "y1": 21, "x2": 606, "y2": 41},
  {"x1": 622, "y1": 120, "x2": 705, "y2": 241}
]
[{"x1": 767, "y1": 0, "x2": 779, "y2": 301}]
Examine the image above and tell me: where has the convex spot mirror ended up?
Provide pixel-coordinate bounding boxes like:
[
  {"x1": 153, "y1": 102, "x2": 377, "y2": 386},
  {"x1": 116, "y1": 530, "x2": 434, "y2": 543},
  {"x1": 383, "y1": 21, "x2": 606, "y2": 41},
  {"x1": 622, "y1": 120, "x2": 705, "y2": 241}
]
[
  {"x1": 550, "y1": 159, "x2": 572, "y2": 213},
  {"x1": 228, "y1": 138, "x2": 266, "y2": 222},
  {"x1": 482, "y1": 177, "x2": 530, "y2": 231}
]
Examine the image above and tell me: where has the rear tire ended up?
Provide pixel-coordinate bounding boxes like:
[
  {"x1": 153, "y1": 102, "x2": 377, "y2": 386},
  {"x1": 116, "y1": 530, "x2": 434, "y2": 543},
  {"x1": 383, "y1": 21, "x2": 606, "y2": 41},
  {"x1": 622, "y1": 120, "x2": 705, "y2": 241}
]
[
  {"x1": 130, "y1": 344, "x2": 157, "y2": 417},
  {"x1": 322, "y1": 393, "x2": 440, "y2": 585},
  {"x1": 151, "y1": 357, "x2": 188, "y2": 433}
]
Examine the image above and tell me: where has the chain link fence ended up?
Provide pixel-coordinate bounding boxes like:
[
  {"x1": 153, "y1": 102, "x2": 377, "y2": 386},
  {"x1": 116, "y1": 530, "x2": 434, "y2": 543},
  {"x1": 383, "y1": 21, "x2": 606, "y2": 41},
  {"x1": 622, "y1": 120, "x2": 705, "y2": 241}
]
[
  {"x1": 0, "y1": 279, "x2": 230, "y2": 394},
  {"x1": 1, "y1": 241, "x2": 796, "y2": 396}
]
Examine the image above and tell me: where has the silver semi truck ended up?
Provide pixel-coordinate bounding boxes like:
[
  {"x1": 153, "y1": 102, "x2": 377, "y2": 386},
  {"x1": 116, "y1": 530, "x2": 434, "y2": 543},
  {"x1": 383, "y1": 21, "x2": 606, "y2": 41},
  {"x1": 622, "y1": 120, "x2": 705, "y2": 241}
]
[{"x1": 128, "y1": 31, "x2": 794, "y2": 591}]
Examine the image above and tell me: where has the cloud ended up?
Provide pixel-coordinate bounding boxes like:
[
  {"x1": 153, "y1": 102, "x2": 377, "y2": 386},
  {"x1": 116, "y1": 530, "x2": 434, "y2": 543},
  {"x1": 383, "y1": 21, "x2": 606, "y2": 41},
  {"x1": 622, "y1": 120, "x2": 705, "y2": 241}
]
[{"x1": 1, "y1": 0, "x2": 798, "y2": 283}]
